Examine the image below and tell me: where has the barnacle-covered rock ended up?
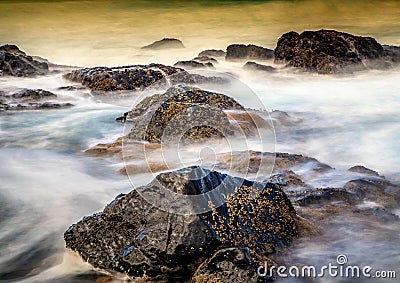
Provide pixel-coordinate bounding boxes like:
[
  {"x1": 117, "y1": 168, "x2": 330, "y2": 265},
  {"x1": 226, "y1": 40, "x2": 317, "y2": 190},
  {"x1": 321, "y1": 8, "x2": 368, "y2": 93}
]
[
  {"x1": 63, "y1": 64, "x2": 226, "y2": 92},
  {"x1": 274, "y1": 29, "x2": 400, "y2": 73},
  {"x1": 0, "y1": 44, "x2": 49, "y2": 77},
  {"x1": 126, "y1": 85, "x2": 257, "y2": 143},
  {"x1": 64, "y1": 166, "x2": 299, "y2": 281}
]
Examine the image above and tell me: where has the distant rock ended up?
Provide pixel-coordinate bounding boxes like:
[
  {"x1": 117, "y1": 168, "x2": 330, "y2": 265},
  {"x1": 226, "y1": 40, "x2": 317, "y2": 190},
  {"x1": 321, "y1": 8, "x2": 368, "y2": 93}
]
[
  {"x1": 274, "y1": 29, "x2": 400, "y2": 74},
  {"x1": 64, "y1": 166, "x2": 299, "y2": 281},
  {"x1": 141, "y1": 38, "x2": 185, "y2": 50},
  {"x1": 226, "y1": 44, "x2": 274, "y2": 61},
  {"x1": 192, "y1": 56, "x2": 218, "y2": 64},
  {"x1": 174, "y1": 60, "x2": 214, "y2": 69},
  {"x1": 0, "y1": 89, "x2": 73, "y2": 111},
  {"x1": 0, "y1": 44, "x2": 49, "y2": 77},
  {"x1": 64, "y1": 64, "x2": 226, "y2": 93},
  {"x1": 348, "y1": 165, "x2": 380, "y2": 177},
  {"x1": 198, "y1": 49, "x2": 226, "y2": 58},
  {"x1": 243, "y1": 61, "x2": 276, "y2": 73}
]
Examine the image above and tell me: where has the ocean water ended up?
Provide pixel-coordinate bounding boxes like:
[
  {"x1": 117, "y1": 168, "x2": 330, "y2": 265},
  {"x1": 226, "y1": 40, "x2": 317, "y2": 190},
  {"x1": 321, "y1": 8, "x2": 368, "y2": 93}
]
[{"x1": 0, "y1": 0, "x2": 399, "y2": 282}]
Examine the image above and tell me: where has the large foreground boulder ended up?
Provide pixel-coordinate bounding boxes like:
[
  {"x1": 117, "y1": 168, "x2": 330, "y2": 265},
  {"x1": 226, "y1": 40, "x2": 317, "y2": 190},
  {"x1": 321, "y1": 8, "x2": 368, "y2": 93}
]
[
  {"x1": 63, "y1": 64, "x2": 225, "y2": 92},
  {"x1": 0, "y1": 44, "x2": 49, "y2": 77},
  {"x1": 274, "y1": 29, "x2": 399, "y2": 73},
  {"x1": 64, "y1": 166, "x2": 298, "y2": 281},
  {"x1": 226, "y1": 44, "x2": 274, "y2": 61}
]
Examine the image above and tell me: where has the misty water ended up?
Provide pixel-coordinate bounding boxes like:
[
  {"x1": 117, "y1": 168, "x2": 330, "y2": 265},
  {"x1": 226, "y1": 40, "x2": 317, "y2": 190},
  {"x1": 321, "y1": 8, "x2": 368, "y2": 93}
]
[{"x1": 1, "y1": 0, "x2": 399, "y2": 282}]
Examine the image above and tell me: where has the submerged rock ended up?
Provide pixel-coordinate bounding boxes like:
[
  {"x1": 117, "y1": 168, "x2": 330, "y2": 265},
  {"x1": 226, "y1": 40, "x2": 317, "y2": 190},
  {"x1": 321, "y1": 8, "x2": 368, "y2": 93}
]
[
  {"x1": 64, "y1": 166, "x2": 298, "y2": 281},
  {"x1": 63, "y1": 64, "x2": 226, "y2": 92},
  {"x1": 0, "y1": 89, "x2": 73, "y2": 111},
  {"x1": 226, "y1": 44, "x2": 274, "y2": 61},
  {"x1": 192, "y1": 56, "x2": 218, "y2": 64},
  {"x1": 198, "y1": 49, "x2": 226, "y2": 58},
  {"x1": 274, "y1": 29, "x2": 399, "y2": 73},
  {"x1": 174, "y1": 60, "x2": 214, "y2": 69},
  {"x1": 0, "y1": 44, "x2": 49, "y2": 77},
  {"x1": 243, "y1": 61, "x2": 276, "y2": 73},
  {"x1": 141, "y1": 38, "x2": 185, "y2": 50}
]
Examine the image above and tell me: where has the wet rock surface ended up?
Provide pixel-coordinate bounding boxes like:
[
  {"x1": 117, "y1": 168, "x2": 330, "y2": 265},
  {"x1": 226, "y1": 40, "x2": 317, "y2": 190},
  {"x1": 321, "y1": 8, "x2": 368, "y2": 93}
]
[
  {"x1": 226, "y1": 44, "x2": 274, "y2": 61},
  {"x1": 64, "y1": 166, "x2": 299, "y2": 281},
  {"x1": 63, "y1": 64, "x2": 226, "y2": 92},
  {"x1": 174, "y1": 60, "x2": 214, "y2": 69},
  {"x1": 193, "y1": 56, "x2": 218, "y2": 64},
  {"x1": 0, "y1": 44, "x2": 49, "y2": 77},
  {"x1": 125, "y1": 85, "x2": 252, "y2": 143},
  {"x1": 243, "y1": 61, "x2": 276, "y2": 73},
  {"x1": 198, "y1": 49, "x2": 226, "y2": 58},
  {"x1": 348, "y1": 165, "x2": 380, "y2": 176},
  {"x1": 274, "y1": 29, "x2": 400, "y2": 73},
  {"x1": 0, "y1": 89, "x2": 73, "y2": 111},
  {"x1": 141, "y1": 38, "x2": 185, "y2": 50}
]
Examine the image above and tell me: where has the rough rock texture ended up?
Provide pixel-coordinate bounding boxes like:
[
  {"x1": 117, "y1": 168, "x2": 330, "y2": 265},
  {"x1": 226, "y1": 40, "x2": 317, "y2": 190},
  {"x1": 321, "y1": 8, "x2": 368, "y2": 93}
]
[
  {"x1": 192, "y1": 248, "x2": 260, "y2": 283},
  {"x1": 274, "y1": 29, "x2": 400, "y2": 73},
  {"x1": 141, "y1": 38, "x2": 185, "y2": 50},
  {"x1": 126, "y1": 85, "x2": 249, "y2": 143},
  {"x1": 0, "y1": 44, "x2": 49, "y2": 77},
  {"x1": 0, "y1": 89, "x2": 73, "y2": 111},
  {"x1": 64, "y1": 167, "x2": 298, "y2": 281},
  {"x1": 243, "y1": 61, "x2": 276, "y2": 73},
  {"x1": 63, "y1": 64, "x2": 226, "y2": 92},
  {"x1": 174, "y1": 60, "x2": 214, "y2": 69},
  {"x1": 226, "y1": 44, "x2": 274, "y2": 61},
  {"x1": 198, "y1": 49, "x2": 226, "y2": 58}
]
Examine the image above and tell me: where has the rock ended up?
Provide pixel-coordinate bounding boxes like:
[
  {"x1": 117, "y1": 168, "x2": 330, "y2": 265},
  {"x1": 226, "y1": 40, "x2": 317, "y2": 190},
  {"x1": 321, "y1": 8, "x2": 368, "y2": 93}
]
[
  {"x1": 63, "y1": 64, "x2": 226, "y2": 92},
  {"x1": 226, "y1": 44, "x2": 274, "y2": 61},
  {"x1": 192, "y1": 56, "x2": 218, "y2": 64},
  {"x1": 64, "y1": 166, "x2": 299, "y2": 281},
  {"x1": 348, "y1": 165, "x2": 379, "y2": 176},
  {"x1": 0, "y1": 89, "x2": 73, "y2": 111},
  {"x1": 57, "y1": 85, "x2": 86, "y2": 91},
  {"x1": 243, "y1": 61, "x2": 276, "y2": 73},
  {"x1": 0, "y1": 44, "x2": 49, "y2": 77},
  {"x1": 141, "y1": 38, "x2": 185, "y2": 50},
  {"x1": 192, "y1": 248, "x2": 260, "y2": 283},
  {"x1": 11, "y1": 89, "x2": 57, "y2": 102},
  {"x1": 126, "y1": 85, "x2": 249, "y2": 143},
  {"x1": 274, "y1": 29, "x2": 399, "y2": 74},
  {"x1": 174, "y1": 60, "x2": 214, "y2": 69},
  {"x1": 382, "y1": 45, "x2": 400, "y2": 63},
  {"x1": 198, "y1": 49, "x2": 226, "y2": 58}
]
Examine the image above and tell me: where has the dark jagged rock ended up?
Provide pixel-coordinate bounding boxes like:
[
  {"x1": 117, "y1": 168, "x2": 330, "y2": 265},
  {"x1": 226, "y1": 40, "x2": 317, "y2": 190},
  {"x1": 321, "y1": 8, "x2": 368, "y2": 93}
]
[
  {"x1": 192, "y1": 248, "x2": 260, "y2": 283},
  {"x1": 126, "y1": 85, "x2": 250, "y2": 143},
  {"x1": 141, "y1": 38, "x2": 185, "y2": 50},
  {"x1": 382, "y1": 45, "x2": 400, "y2": 63},
  {"x1": 348, "y1": 165, "x2": 379, "y2": 177},
  {"x1": 192, "y1": 56, "x2": 218, "y2": 64},
  {"x1": 0, "y1": 89, "x2": 73, "y2": 111},
  {"x1": 174, "y1": 60, "x2": 214, "y2": 69},
  {"x1": 226, "y1": 44, "x2": 274, "y2": 61},
  {"x1": 243, "y1": 61, "x2": 276, "y2": 73},
  {"x1": 0, "y1": 44, "x2": 49, "y2": 77},
  {"x1": 198, "y1": 49, "x2": 226, "y2": 58},
  {"x1": 64, "y1": 166, "x2": 298, "y2": 281},
  {"x1": 63, "y1": 64, "x2": 226, "y2": 92},
  {"x1": 274, "y1": 29, "x2": 400, "y2": 74}
]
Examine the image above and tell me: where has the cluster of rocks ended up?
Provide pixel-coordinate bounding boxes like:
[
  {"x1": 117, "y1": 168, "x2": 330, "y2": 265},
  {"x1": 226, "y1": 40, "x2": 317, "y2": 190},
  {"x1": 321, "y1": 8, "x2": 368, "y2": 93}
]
[
  {"x1": 0, "y1": 89, "x2": 73, "y2": 111},
  {"x1": 63, "y1": 64, "x2": 226, "y2": 93},
  {"x1": 0, "y1": 44, "x2": 49, "y2": 77},
  {"x1": 274, "y1": 29, "x2": 400, "y2": 73}
]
